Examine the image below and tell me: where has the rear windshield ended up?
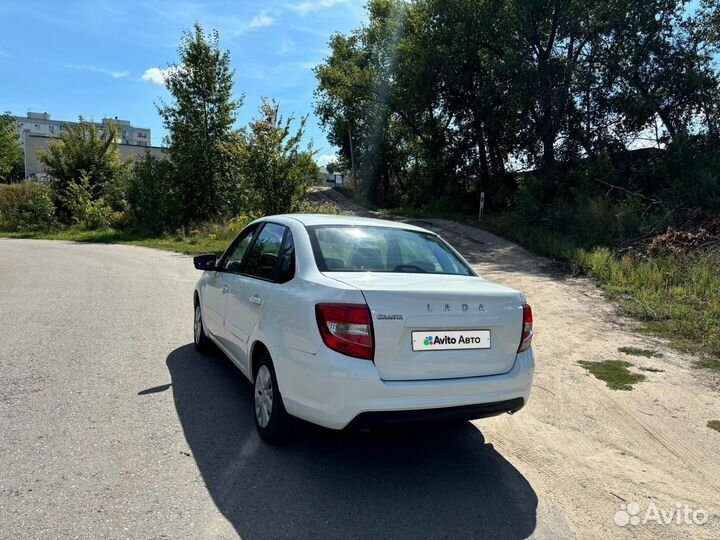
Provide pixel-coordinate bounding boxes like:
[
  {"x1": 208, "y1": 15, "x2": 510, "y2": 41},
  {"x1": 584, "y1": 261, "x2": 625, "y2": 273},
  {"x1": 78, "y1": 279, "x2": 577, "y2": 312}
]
[{"x1": 307, "y1": 225, "x2": 474, "y2": 275}]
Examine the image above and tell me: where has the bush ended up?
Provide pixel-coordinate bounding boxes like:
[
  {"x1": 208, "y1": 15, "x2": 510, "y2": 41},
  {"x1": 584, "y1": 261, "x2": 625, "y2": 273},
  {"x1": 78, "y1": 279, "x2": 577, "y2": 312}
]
[
  {"x1": 38, "y1": 118, "x2": 127, "y2": 223},
  {"x1": 514, "y1": 175, "x2": 545, "y2": 223},
  {"x1": 0, "y1": 182, "x2": 56, "y2": 232},
  {"x1": 237, "y1": 99, "x2": 319, "y2": 216},
  {"x1": 126, "y1": 154, "x2": 181, "y2": 234},
  {"x1": 62, "y1": 174, "x2": 115, "y2": 230}
]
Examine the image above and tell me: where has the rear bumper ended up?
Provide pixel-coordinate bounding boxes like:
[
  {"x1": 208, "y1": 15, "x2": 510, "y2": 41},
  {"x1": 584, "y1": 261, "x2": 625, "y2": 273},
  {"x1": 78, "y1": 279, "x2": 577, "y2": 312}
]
[
  {"x1": 348, "y1": 397, "x2": 525, "y2": 428},
  {"x1": 270, "y1": 346, "x2": 535, "y2": 430}
]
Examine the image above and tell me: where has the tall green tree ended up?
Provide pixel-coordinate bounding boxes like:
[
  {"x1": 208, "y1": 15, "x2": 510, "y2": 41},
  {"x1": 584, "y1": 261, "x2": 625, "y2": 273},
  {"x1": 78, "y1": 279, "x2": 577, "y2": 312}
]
[
  {"x1": 38, "y1": 118, "x2": 126, "y2": 221},
  {"x1": 234, "y1": 99, "x2": 318, "y2": 215},
  {"x1": 315, "y1": 0, "x2": 414, "y2": 202},
  {"x1": 158, "y1": 23, "x2": 241, "y2": 224},
  {"x1": 125, "y1": 154, "x2": 179, "y2": 233},
  {"x1": 315, "y1": 0, "x2": 720, "y2": 208},
  {"x1": 314, "y1": 33, "x2": 374, "y2": 188},
  {"x1": 595, "y1": 0, "x2": 717, "y2": 142},
  {"x1": 0, "y1": 113, "x2": 24, "y2": 182}
]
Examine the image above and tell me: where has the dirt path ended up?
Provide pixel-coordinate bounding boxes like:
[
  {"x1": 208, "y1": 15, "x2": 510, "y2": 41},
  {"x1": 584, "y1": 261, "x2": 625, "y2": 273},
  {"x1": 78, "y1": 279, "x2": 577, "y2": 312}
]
[{"x1": 312, "y1": 187, "x2": 720, "y2": 539}]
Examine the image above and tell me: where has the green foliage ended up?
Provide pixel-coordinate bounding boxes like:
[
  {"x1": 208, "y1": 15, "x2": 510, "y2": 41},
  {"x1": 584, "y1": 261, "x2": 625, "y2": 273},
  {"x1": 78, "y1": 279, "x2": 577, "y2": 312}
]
[
  {"x1": 158, "y1": 23, "x2": 242, "y2": 225},
  {"x1": 0, "y1": 112, "x2": 24, "y2": 182},
  {"x1": 235, "y1": 99, "x2": 319, "y2": 215},
  {"x1": 0, "y1": 183, "x2": 55, "y2": 232},
  {"x1": 314, "y1": 0, "x2": 720, "y2": 211},
  {"x1": 578, "y1": 360, "x2": 646, "y2": 391},
  {"x1": 481, "y1": 210, "x2": 720, "y2": 363},
  {"x1": 38, "y1": 118, "x2": 127, "y2": 223},
  {"x1": 11, "y1": 24, "x2": 323, "y2": 236},
  {"x1": 63, "y1": 174, "x2": 115, "y2": 230},
  {"x1": 699, "y1": 0, "x2": 720, "y2": 45},
  {"x1": 125, "y1": 154, "x2": 180, "y2": 234}
]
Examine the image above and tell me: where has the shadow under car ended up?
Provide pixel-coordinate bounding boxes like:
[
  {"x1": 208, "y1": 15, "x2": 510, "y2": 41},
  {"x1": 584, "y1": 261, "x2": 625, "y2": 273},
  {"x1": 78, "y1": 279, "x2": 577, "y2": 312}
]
[{"x1": 166, "y1": 343, "x2": 538, "y2": 540}]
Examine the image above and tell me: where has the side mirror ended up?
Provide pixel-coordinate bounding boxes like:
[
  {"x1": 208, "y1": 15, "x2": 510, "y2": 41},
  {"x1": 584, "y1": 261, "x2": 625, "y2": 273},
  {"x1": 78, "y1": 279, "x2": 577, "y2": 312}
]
[{"x1": 193, "y1": 254, "x2": 217, "y2": 271}]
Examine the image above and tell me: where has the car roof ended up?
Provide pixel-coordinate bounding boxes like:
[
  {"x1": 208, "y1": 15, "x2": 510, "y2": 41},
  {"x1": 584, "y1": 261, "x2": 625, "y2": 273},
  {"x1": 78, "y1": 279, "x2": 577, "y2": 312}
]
[{"x1": 268, "y1": 214, "x2": 432, "y2": 233}]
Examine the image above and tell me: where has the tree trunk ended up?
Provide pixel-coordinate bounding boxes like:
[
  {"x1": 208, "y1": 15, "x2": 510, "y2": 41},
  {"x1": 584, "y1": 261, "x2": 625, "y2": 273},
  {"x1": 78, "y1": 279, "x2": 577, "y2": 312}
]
[
  {"x1": 474, "y1": 117, "x2": 489, "y2": 188},
  {"x1": 488, "y1": 133, "x2": 505, "y2": 176},
  {"x1": 541, "y1": 129, "x2": 556, "y2": 170},
  {"x1": 658, "y1": 109, "x2": 679, "y2": 141}
]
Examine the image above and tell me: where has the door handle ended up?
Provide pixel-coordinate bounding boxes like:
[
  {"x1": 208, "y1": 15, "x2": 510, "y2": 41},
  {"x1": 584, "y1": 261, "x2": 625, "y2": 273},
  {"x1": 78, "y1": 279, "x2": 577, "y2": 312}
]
[
  {"x1": 249, "y1": 294, "x2": 263, "y2": 305},
  {"x1": 222, "y1": 285, "x2": 229, "y2": 294}
]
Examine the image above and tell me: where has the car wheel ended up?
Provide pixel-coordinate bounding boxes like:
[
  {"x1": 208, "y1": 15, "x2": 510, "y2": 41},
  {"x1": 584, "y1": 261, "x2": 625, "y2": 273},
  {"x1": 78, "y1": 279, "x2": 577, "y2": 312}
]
[
  {"x1": 194, "y1": 302, "x2": 210, "y2": 352},
  {"x1": 254, "y1": 354, "x2": 292, "y2": 444}
]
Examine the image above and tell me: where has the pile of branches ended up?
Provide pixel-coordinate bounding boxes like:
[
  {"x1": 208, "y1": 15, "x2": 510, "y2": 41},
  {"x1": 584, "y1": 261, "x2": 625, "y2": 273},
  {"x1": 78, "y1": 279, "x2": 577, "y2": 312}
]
[
  {"x1": 617, "y1": 212, "x2": 720, "y2": 258},
  {"x1": 647, "y1": 218, "x2": 720, "y2": 256}
]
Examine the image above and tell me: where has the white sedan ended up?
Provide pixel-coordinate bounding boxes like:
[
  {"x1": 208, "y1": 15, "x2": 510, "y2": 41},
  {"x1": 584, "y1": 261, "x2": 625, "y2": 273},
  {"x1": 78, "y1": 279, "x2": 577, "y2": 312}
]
[{"x1": 193, "y1": 214, "x2": 534, "y2": 443}]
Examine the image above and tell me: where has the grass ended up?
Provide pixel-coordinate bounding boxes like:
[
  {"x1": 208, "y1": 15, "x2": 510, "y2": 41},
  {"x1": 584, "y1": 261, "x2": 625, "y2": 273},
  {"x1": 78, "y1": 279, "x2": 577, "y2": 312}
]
[
  {"x1": 708, "y1": 420, "x2": 720, "y2": 433},
  {"x1": 578, "y1": 360, "x2": 647, "y2": 390},
  {"x1": 0, "y1": 197, "x2": 351, "y2": 257},
  {"x1": 694, "y1": 357, "x2": 720, "y2": 372},
  {"x1": 474, "y1": 211, "x2": 720, "y2": 369},
  {"x1": 618, "y1": 346, "x2": 663, "y2": 358},
  {"x1": 576, "y1": 248, "x2": 720, "y2": 369},
  {"x1": 0, "y1": 226, "x2": 239, "y2": 256}
]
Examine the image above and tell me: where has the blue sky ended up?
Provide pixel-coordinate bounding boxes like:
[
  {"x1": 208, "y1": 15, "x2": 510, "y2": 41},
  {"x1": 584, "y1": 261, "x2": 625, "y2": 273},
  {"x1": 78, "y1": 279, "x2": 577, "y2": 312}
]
[{"x1": 0, "y1": 0, "x2": 366, "y2": 165}]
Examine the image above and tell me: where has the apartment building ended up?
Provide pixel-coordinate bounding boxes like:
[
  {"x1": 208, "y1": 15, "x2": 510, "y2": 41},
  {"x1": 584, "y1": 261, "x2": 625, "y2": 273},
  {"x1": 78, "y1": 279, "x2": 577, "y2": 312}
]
[
  {"x1": 14, "y1": 112, "x2": 164, "y2": 178},
  {"x1": 15, "y1": 112, "x2": 151, "y2": 146}
]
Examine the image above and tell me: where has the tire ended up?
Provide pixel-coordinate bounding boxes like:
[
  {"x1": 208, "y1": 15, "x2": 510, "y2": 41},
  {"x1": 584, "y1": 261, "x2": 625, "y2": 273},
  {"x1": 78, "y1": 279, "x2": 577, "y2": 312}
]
[
  {"x1": 253, "y1": 353, "x2": 292, "y2": 444},
  {"x1": 193, "y1": 302, "x2": 210, "y2": 353}
]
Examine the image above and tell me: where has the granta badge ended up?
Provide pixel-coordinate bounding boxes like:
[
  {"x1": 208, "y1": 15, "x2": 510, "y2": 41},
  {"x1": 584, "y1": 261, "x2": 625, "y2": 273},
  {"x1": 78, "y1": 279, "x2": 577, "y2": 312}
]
[{"x1": 377, "y1": 314, "x2": 403, "y2": 320}]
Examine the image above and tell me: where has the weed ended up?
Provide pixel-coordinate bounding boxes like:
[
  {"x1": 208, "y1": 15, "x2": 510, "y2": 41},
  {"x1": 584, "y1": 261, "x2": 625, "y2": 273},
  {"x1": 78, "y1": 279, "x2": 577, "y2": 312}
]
[
  {"x1": 618, "y1": 346, "x2": 663, "y2": 358},
  {"x1": 694, "y1": 358, "x2": 720, "y2": 373},
  {"x1": 480, "y1": 212, "x2": 720, "y2": 365},
  {"x1": 578, "y1": 360, "x2": 647, "y2": 390}
]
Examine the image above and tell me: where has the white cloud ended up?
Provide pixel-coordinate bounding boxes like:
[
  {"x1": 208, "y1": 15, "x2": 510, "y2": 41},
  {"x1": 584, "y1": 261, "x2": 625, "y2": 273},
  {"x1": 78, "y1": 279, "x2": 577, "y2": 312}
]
[
  {"x1": 141, "y1": 67, "x2": 167, "y2": 85},
  {"x1": 244, "y1": 9, "x2": 278, "y2": 31},
  {"x1": 65, "y1": 64, "x2": 129, "y2": 78},
  {"x1": 141, "y1": 66, "x2": 182, "y2": 85},
  {"x1": 286, "y1": 0, "x2": 348, "y2": 16},
  {"x1": 315, "y1": 154, "x2": 336, "y2": 167}
]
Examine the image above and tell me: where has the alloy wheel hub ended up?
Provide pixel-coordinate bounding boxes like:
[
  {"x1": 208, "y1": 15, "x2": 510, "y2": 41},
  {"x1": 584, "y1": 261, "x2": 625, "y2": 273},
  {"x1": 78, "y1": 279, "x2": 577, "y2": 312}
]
[{"x1": 254, "y1": 365, "x2": 273, "y2": 428}]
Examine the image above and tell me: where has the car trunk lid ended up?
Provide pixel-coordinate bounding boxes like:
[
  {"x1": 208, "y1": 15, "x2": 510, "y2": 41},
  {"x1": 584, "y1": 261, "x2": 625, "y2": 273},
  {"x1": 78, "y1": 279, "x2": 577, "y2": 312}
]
[{"x1": 324, "y1": 272, "x2": 525, "y2": 381}]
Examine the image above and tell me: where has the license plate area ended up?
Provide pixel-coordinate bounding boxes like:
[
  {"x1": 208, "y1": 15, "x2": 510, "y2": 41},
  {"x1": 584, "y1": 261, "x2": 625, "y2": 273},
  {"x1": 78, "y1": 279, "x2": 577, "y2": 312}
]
[{"x1": 411, "y1": 330, "x2": 491, "y2": 351}]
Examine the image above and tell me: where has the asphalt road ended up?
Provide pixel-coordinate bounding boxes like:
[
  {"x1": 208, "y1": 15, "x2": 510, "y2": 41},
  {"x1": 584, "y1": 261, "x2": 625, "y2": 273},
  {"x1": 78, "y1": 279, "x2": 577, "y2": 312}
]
[{"x1": 0, "y1": 239, "x2": 558, "y2": 540}]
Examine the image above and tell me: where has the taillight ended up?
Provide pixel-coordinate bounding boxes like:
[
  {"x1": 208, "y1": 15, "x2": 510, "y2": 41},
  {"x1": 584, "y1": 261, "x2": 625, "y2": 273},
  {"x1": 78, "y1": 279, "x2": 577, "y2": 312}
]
[
  {"x1": 518, "y1": 304, "x2": 533, "y2": 353},
  {"x1": 315, "y1": 303, "x2": 374, "y2": 360}
]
